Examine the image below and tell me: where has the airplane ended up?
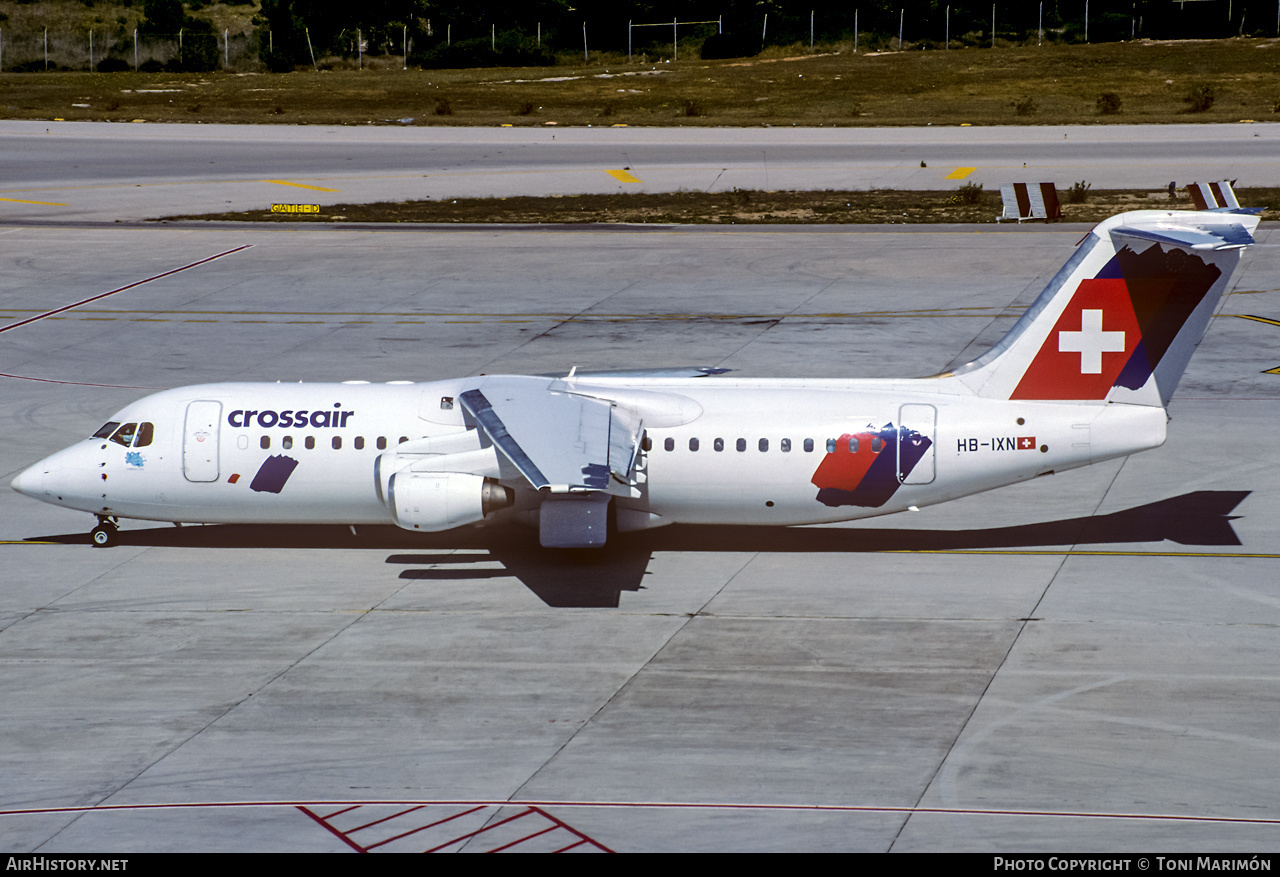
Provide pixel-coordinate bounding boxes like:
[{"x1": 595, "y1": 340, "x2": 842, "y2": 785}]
[{"x1": 10, "y1": 205, "x2": 1260, "y2": 549}]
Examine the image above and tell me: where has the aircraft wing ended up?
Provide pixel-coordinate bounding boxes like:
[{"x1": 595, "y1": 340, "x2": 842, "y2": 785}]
[{"x1": 458, "y1": 381, "x2": 643, "y2": 495}]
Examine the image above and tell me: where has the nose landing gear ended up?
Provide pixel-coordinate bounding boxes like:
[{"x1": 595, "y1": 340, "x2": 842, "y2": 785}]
[{"x1": 91, "y1": 516, "x2": 119, "y2": 548}]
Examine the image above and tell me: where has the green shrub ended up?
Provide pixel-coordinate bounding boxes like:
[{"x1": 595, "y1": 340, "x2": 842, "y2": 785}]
[
  {"x1": 1096, "y1": 92, "x2": 1122, "y2": 115},
  {"x1": 1184, "y1": 84, "x2": 1215, "y2": 113},
  {"x1": 1066, "y1": 181, "x2": 1092, "y2": 204}
]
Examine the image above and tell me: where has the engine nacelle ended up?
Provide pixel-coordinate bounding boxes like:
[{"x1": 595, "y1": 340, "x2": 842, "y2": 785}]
[{"x1": 388, "y1": 471, "x2": 513, "y2": 532}]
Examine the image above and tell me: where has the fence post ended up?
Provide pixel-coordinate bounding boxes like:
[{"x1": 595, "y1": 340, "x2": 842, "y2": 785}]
[
  {"x1": 1039, "y1": 2, "x2": 1043, "y2": 44},
  {"x1": 583, "y1": 21, "x2": 588, "y2": 62},
  {"x1": 854, "y1": 10, "x2": 858, "y2": 53},
  {"x1": 946, "y1": 5, "x2": 949, "y2": 48},
  {"x1": 673, "y1": 17, "x2": 677, "y2": 61},
  {"x1": 628, "y1": 20, "x2": 631, "y2": 61},
  {"x1": 762, "y1": 13, "x2": 767, "y2": 46},
  {"x1": 810, "y1": 10, "x2": 814, "y2": 50},
  {"x1": 899, "y1": 8, "x2": 904, "y2": 49},
  {"x1": 491, "y1": 23, "x2": 494, "y2": 53},
  {"x1": 306, "y1": 26, "x2": 316, "y2": 70},
  {"x1": 44, "y1": 27, "x2": 48, "y2": 69},
  {"x1": 224, "y1": 29, "x2": 229, "y2": 69},
  {"x1": 403, "y1": 25, "x2": 407, "y2": 69},
  {"x1": 90, "y1": 30, "x2": 93, "y2": 71},
  {"x1": 134, "y1": 29, "x2": 138, "y2": 70}
]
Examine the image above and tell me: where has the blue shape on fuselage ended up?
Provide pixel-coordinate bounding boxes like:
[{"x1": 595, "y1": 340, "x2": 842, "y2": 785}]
[{"x1": 250, "y1": 455, "x2": 299, "y2": 494}]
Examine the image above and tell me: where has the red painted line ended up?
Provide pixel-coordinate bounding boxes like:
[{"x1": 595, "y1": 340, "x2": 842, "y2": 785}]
[
  {"x1": 0, "y1": 244, "x2": 252, "y2": 336},
  {"x1": 553, "y1": 838, "x2": 589, "y2": 853},
  {"x1": 486, "y1": 824, "x2": 558, "y2": 852},
  {"x1": 0, "y1": 370, "x2": 164, "y2": 389},
  {"x1": 364, "y1": 805, "x2": 486, "y2": 850},
  {"x1": 350, "y1": 804, "x2": 424, "y2": 833},
  {"x1": 6, "y1": 799, "x2": 1280, "y2": 829},
  {"x1": 422, "y1": 808, "x2": 535, "y2": 853},
  {"x1": 530, "y1": 805, "x2": 615, "y2": 853},
  {"x1": 297, "y1": 805, "x2": 368, "y2": 853},
  {"x1": 316, "y1": 804, "x2": 362, "y2": 820}
]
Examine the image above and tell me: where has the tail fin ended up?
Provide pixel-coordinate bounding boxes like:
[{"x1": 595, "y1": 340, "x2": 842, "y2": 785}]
[{"x1": 952, "y1": 208, "x2": 1259, "y2": 407}]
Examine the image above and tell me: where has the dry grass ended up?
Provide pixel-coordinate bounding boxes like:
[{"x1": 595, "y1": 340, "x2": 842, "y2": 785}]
[
  {"x1": 2, "y1": 38, "x2": 1279, "y2": 125},
  {"x1": 164, "y1": 187, "x2": 1280, "y2": 226}
]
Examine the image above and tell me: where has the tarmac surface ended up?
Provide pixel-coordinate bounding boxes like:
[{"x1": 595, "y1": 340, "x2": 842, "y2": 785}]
[
  {"x1": 1, "y1": 120, "x2": 1278, "y2": 222},
  {"x1": 2, "y1": 124, "x2": 1280, "y2": 852}
]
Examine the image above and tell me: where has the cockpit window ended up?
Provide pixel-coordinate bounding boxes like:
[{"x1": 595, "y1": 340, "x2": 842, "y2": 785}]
[
  {"x1": 110, "y1": 423, "x2": 138, "y2": 447},
  {"x1": 135, "y1": 422, "x2": 154, "y2": 448},
  {"x1": 93, "y1": 422, "x2": 121, "y2": 440}
]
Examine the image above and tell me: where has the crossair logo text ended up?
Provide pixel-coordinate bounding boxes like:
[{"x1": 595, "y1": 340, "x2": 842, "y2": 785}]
[{"x1": 228, "y1": 405, "x2": 354, "y2": 429}]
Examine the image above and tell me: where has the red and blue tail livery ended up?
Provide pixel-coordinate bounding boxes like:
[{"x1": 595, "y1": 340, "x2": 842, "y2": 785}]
[{"x1": 956, "y1": 208, "x2": 1257, "y2": 408}]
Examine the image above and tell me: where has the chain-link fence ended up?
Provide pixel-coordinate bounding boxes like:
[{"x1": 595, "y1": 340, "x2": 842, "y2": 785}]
[{"x1": 0, "y1": 29, "x2": 259, "y2": 72}]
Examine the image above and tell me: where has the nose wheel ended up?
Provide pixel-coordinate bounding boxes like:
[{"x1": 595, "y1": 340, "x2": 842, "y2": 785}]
[{"x1": 91, "y1": 516, "x2": 118, "y2": 548}]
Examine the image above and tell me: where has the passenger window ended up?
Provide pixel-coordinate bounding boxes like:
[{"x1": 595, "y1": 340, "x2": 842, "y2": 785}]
[
  {"x1": 848, "y1": 437, "x2": 859, "y2": 453},
  {"x1": 355, "y1": 436, "x2": 365, "y2": 450},
  {"x1": 781, "y1": 438, "x2": 791, "y2": 452},
  {"x1": 283, "y1": 436, "x2": 293, "y2": 450},
  {"x1": 93, "y1": 422, "x2": 121, "y2": 440},
  {"x1": 664, "y1": 437, "x2": 674, "y2": 452},
  {"x1": 826, "y1": 438, "x2": 836, "y2": 453},
  {"x1": 736, "y1": 438, "x2": 746, "y2": 452},
  {"x1": 110, "y1": 423, "x2": 137, "y2": 447},
  {"x1": 689, "y1": 438, "x2": 699, "y2": 452},
  {"x1": 642, "y1": 436, "x2": 652, "y2": 452},
  {"x1": 260, "y1": 436, "x2": 270, "y2": 450},
  {"x1": 135, "y1": 422, "x2": 154, "y2": 448},
  {"x1": 871, "y1": 437, "x2": 883, "y2": 453},
  {"x1": 714, "y1": 438, "x2": 724, "y2": 452},
  {"x1": 399, "y1": 436, "x2": 408, "y2": 444},
  {"x1": 804, "y1": 439, "x2": 814, "y2": 453},
  {"x1": 377, "y1": 437, "x2": 387, "y2": 450},
  {"x1": 758, "y1": 438, "x2": 768, "y2": 452},
  {"x1": 305, "y1": 436, "x2": 315, "y2": 450},
  {"x1": 332, "y1": 436, "x2": 342, "y2": 450}
]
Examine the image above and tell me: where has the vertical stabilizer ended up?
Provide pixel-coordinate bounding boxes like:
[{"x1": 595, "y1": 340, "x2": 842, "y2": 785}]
[{"x1": 952, "y1": 209, "x2": 1258, "y2": 407}]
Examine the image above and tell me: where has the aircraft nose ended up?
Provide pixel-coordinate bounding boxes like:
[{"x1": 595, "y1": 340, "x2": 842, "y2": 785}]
[{"x1": 10, "y1": 462, "x2": 43, "y2": 498}]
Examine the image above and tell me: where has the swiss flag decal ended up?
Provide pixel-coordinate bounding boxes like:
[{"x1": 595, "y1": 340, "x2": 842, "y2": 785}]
[{"x1": 1011, "y1": 278, "x2": 1142, "y2": 400}]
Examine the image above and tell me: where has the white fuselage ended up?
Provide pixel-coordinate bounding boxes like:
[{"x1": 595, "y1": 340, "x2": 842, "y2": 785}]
[{"x1": 12, "y1": 377, "x2": 1168, "y2": 531}]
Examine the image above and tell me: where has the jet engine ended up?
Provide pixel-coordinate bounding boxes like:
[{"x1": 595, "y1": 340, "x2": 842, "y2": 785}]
[{"x1": 387, "y1": 471, "x2": 514, "y2": 532}]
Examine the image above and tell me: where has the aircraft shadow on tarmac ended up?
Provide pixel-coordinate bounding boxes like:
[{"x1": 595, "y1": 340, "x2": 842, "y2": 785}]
[{"x1": 31, "y1": 490, "x2": 1248, "y2": 608}]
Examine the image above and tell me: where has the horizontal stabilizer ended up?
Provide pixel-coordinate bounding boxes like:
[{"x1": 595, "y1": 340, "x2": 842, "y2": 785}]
[
  {"x1": 539, "y1": 366, "x2": 730, "y2": 379},
  {"x1": 1111, "y1": 221, "x2": 1254, "y2": 251}
]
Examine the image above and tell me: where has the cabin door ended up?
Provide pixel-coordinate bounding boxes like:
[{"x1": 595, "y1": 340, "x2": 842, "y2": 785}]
[{"x1": 183, "y1": 400, "x2": 221, "y2": 482}]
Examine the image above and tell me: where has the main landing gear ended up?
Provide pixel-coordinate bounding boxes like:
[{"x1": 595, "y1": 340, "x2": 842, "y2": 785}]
[{"x1": 91, "y1": 516, "x2": 118, "y2": 548}]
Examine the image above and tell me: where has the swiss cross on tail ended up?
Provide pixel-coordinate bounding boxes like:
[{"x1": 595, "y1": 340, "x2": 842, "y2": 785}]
[
  {"x1": 1010, "y1": 242, "x2": 1223, "y2": 402},
  {"x1": 1012, "y1": 278, "x2": 1140, "y2": 399}
]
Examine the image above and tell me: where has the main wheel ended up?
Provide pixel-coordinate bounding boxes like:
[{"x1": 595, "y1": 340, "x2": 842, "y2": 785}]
[{"x1": 91, "y1": 525, "x2": 116, "y2": 548}]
